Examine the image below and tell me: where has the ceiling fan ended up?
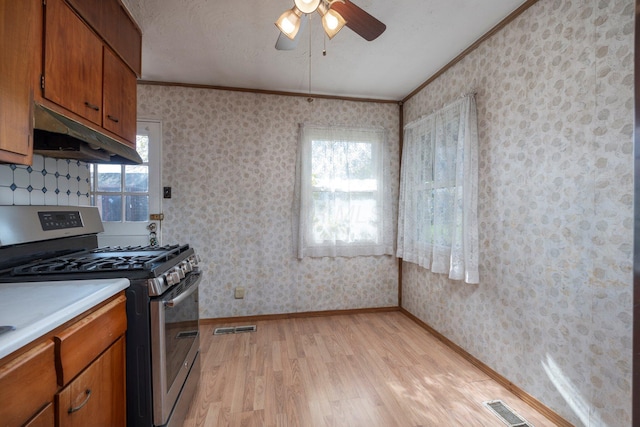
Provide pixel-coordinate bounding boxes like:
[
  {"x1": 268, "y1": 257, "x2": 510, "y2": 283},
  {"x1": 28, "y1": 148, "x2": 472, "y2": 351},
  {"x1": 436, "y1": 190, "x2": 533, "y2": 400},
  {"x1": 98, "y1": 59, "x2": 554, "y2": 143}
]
[{"x1": 275, "y1": 0, "x2": 386, "y2": 51}]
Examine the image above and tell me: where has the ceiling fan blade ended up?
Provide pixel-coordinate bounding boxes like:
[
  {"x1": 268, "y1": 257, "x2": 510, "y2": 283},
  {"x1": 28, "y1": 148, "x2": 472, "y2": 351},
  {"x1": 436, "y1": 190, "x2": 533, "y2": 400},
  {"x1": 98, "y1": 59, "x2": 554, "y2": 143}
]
[
  {"x1": 275, "y1": 14, "x2": 309, "y2": 50},
  {"x1": 331, "y1": 0, "x2": 386, "y2": 41}
]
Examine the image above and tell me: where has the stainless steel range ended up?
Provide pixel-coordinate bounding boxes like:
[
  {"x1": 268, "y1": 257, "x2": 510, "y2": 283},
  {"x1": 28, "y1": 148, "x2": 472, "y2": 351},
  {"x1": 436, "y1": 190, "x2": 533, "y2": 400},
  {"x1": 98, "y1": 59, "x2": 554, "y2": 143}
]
[{"x1": 0, "y1": 205, "x2": 201, "y2": 427}]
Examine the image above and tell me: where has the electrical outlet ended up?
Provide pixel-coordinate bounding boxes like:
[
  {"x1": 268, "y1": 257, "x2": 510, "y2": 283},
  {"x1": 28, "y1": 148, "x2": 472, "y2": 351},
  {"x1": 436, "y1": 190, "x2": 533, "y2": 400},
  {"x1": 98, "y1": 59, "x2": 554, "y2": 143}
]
[{"x1": 234, "y1": 287, "x2": 245, "y2": 299}]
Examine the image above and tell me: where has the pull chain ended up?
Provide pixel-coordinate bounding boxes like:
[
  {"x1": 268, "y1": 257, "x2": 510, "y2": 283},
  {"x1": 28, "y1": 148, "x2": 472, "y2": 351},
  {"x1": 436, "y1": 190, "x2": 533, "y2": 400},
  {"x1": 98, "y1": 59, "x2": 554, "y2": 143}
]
[{"x1": 307, "y1": 14, "x2": 314, "y2": 103}]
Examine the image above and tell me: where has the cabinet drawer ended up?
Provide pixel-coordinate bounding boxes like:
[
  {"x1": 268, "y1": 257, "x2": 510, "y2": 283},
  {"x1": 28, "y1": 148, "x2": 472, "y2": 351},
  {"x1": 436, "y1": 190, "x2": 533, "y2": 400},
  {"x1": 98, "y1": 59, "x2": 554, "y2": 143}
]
[
  {"x1": 0, "y1": 341, "x2": 56, "y2": 427},
  {"x1": 54, "y1": 293, "x2": 126, "y2": 386}
]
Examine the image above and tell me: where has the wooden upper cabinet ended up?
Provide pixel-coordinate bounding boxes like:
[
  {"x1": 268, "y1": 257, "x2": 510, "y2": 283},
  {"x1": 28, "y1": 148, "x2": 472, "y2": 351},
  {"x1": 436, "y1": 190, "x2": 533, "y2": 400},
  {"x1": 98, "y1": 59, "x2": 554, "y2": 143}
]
[
  {"x1": 103, "y1": 48, "x2": 137, "y2": 145},
  {"x1": 66, "y1": 0, "x2": 142, "y2": 76},
  {"x1": 43, "y1": 0, "x2": 103, "y2": 126},
  {"x1": 0, "y1": 0, "x2": 41, "y2": 165},
  {"x1": 42, "y1": 0, "x2": 140, "y2": 146}
]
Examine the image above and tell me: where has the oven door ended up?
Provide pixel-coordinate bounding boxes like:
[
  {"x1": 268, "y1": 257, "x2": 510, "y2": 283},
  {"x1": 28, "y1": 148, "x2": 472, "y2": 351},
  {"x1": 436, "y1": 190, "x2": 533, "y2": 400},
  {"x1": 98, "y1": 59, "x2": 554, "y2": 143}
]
[{"x1": 150, "y1": 271, "x2": 201, "y2": 426}]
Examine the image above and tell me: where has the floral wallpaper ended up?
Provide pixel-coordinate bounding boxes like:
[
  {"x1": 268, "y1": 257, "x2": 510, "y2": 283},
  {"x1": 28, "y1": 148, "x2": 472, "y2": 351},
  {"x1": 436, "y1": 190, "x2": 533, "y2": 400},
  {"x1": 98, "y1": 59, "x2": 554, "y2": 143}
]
[
  {"x1": 402, "y1": 0, "x2": 634, "y2": 425},
  {"x1": 137, "y1": 86, "x2": 400, "y2": 319}
]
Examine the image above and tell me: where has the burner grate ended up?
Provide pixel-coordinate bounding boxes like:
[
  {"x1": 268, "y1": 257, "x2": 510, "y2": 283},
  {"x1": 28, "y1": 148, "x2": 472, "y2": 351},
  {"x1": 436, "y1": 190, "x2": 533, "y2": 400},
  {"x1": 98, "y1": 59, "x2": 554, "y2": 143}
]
[
  {"x1": 90, "y1": 244, "x2": 181, "y2": 253},
  {"x1": 10, "y1": 245, "x2": 189, "y2": 275}
]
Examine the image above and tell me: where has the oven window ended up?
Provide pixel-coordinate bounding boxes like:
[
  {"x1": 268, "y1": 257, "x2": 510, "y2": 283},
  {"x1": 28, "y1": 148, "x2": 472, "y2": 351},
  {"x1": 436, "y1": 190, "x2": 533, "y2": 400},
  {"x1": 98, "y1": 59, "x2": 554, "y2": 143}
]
[{"x1": 164, "y1": 287, "x2": 199, "y2": 391}]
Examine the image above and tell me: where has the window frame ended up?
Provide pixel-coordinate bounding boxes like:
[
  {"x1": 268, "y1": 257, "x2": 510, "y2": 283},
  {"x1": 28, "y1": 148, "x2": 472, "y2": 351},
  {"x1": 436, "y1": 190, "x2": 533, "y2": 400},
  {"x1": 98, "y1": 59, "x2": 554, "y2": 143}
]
[
  {"x1": 90, "y1": 136, "x2": 150, "y2": 223},
  {"x1": 295, "y1": 124, "x2": 393, "y2": 258},
  {"x1": 397, "y1": 95, "x2": 479, "y2": 283}
]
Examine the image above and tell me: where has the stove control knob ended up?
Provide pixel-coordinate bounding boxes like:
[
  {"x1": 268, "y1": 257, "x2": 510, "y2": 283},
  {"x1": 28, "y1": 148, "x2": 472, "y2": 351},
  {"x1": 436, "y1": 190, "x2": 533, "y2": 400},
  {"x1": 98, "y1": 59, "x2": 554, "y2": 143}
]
[
  {"x1": 175, "y1": 266, "x2": 185, "y2": 280},
  {"x1": 163, "y1": 273, "x2": 174, "y2": 286},
  {"x1": 189, "y1": 256, "x2": 200, "y2": 272},
  {"x1": 169, "y1": 271, "x2": 181, "y2": 284},
  {"x1": 181, "y1": 260, "x2": 192, "y2": 273}
]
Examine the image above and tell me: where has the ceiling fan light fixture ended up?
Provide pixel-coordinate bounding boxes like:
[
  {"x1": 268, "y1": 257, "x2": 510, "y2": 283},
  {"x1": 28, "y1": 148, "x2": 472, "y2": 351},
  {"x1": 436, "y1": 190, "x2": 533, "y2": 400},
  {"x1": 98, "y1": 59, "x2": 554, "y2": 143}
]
[
  {"x1": 317, "y1": 2, "x2": 346, "y2": 39},
  {"x1": 294, "y1": 0, "x2": 321, "y2": 14},
  {"x1": 275, "y1": 7, "x2": 303, "y2": 40},
  {"x1": 322, "y1": 9, "x2": 346, "y2": 38}
]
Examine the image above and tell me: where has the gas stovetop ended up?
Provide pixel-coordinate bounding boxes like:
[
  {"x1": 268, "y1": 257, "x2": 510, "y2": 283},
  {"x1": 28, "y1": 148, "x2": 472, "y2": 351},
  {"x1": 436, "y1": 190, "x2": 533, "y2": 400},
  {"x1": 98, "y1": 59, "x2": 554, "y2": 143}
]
[
  {"x1": 0, "y1": 206, "x2": 200, "y2": 295},
  {"x1": 11, "y1": 244, "x2": 188, "y2": 275}
]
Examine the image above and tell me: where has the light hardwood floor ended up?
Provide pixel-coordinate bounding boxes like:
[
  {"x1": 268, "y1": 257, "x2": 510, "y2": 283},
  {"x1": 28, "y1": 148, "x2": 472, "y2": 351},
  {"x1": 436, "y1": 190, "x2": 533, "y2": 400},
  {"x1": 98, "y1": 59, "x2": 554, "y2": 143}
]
[{"x1": 183, "y1": 312, "x2": 557, "y2": 427}]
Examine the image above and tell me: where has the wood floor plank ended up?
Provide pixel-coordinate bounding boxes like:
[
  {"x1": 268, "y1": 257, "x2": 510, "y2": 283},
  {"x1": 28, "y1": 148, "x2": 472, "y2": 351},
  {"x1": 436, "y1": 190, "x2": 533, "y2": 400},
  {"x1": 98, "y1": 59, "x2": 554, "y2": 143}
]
[{"x1": 184, "y1": 312, "x2": 558, "y2": 427}]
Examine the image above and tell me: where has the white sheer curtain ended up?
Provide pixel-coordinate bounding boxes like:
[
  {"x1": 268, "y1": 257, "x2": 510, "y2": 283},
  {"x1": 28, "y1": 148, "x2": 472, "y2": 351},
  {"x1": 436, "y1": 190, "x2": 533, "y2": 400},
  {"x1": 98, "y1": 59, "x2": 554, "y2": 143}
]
[
  {"x1": 294, "y1": 124, "x2": 393, "y2": 258},
  {"x1": 397, "y1": 95, "x2": 479, "y2": 283}
]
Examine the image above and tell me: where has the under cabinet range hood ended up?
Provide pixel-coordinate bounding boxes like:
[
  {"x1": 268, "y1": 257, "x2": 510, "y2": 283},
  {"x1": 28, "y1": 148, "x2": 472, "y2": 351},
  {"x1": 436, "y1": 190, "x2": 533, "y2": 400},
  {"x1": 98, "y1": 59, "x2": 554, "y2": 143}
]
[{"x1": 32, "y1": 104, "x2": 142, "y2": 164}]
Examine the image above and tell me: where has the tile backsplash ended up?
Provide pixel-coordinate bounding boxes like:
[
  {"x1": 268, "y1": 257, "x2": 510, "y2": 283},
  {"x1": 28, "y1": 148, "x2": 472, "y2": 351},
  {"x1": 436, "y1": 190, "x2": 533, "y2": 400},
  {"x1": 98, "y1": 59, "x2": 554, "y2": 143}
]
[{"x1": 0, "y1": 154, "x2": 90, "y2": 206}]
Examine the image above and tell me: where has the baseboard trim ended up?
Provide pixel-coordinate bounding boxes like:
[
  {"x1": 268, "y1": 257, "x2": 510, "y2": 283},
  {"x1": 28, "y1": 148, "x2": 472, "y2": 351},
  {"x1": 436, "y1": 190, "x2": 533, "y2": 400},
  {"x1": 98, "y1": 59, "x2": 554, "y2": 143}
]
[
  {"x1": 399, "y1": 308, "x2": 572, "y2": 427},
  {"x1": 200, "y1": 306, "x2": 400, "y2": 325}
]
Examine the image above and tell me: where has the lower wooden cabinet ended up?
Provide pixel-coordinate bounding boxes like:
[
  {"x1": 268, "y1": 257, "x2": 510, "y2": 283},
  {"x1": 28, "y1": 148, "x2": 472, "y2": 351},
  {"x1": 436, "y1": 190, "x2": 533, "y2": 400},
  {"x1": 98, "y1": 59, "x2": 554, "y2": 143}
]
[
  {"x1": 0, "y1": 292, "x2": 126, "y2": 427},
  {"x1": 56, "y1": 336, "x2": 126, "y2": 427},
  {"x1": 24, "y1": 403, "x2": 55, "y2": 427},
  {"x1": 0, "y1": 341, "x2": 56, "y2": 427}
]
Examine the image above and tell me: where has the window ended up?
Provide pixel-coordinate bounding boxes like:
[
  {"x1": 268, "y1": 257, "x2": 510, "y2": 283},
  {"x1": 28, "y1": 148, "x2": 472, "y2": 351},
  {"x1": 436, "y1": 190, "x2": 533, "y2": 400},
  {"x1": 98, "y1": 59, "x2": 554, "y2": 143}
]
[
  {"x1": 397, "y1": 95, "x2": 479, "y2": 283},
  {"x1": 90, "y1": 134, "x2": 150, "y2": 222},
  {"x1": 294, "y1": 124, "x2": 393, "y2": 258}
]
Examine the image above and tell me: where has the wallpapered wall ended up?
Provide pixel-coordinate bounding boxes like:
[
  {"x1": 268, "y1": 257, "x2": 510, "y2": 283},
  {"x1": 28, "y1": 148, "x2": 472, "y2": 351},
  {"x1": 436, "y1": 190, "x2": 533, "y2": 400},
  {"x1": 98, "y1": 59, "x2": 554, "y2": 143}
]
[
  {"x1": 137, "y1": 86, "x2": 400, "y2": 319},
  {"x1": 402, "y1": 0, "x2": 633, "y2": 425}
]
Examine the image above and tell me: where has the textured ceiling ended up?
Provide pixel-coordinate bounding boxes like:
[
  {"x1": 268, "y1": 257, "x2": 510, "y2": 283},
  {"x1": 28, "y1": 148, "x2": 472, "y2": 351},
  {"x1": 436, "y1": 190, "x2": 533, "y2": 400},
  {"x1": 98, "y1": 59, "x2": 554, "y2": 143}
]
[{"x1": 121, "y1": 0, "x2": 529, "y2": 100}]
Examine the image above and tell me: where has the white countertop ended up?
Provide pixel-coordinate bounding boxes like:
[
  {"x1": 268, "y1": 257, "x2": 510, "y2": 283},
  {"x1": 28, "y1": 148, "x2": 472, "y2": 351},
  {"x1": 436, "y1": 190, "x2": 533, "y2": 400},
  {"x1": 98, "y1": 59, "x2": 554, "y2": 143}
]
[{"x1": 0, "y1": 278, "x2": 129, "y2": 360}]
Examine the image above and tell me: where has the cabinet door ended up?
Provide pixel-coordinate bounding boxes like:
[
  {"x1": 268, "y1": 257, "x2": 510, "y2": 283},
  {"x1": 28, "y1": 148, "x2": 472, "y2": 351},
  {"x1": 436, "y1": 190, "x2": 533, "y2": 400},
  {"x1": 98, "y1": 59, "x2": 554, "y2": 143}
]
[
  {"x1": 66, "y1": 0, "x2": 142, "y2": 75},
  {"x1": 103, "y1": 48, "x2": 137, "y2": 145},
  {"x1": 0, "y1": 341, "x2": 56, "y2": 426},
  {"x1": 0, "y1": 0, "x2": 40, "y2": 165},
  {"x1": 43, "y1": 0, "x2": 103, "y2": 126},
  {"x1": 25, "y1": 403, "x2": 55, "y2": 427},
  {"x1": 56, "y1": 336, "x2": 126, "y2": 427}
]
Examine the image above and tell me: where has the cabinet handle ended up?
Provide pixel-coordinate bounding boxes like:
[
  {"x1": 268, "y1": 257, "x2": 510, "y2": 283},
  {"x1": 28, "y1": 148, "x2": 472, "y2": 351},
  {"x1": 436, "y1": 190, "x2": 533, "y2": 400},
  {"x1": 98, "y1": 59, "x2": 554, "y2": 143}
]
[
  {"x1": 107, "y1": 115, "x2": 120, "y2": 123},
  {"x1": 68, "y1": 389, "x2": 92, "y2": 414},
  {"x1": 84, "y1": 102, "x2": 100, "y2": 111}
]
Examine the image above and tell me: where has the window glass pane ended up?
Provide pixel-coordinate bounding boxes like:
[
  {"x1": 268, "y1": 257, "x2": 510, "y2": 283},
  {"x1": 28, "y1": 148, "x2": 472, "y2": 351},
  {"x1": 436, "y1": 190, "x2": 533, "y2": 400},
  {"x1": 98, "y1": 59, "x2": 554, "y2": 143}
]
[
  {"x1": 312, "y1": 191, "x2": 378, "y2": 244},
  {"x1": 350, "y1": 192, "x2": 378, "y2": 242},
  {"x1": 311, "y1": 141, "x2": 375, "y2": 191},
  {"x1": 432, "y1": 187, "x2": 454, "y2": 247},
  {"x1": 125, "y1": 165, "x2": 149, "y2": 192},
  {"x1": 136, "y1": 135, "x2": 150, "y2": 163},
  {"x1": 96, "y1": 195, "x2": 122, "y2": 222},
  {"x1": 125, "y1": 195, "x2": 149, "y2": 222},
  {"x1": 96, "y1": 164, "x2": 122, "y2": 192},
  {"x1": 347, "y1": 142, "x2": 373, "y2": 179}
]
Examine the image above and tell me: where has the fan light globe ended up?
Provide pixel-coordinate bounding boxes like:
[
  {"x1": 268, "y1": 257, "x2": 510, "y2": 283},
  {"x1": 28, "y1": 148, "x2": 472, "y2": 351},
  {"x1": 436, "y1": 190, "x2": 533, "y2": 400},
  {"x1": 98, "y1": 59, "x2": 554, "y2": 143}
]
[
  {"x1": 275, "y1": 7, "x2": 303, "y2": 40},
  {"x1": 294, "y1": 0, "x2": 321, "y2": 14},
  {"x1": 321, "y1": 9, "x2": 346, "y2": 39},
  {"x1": 324, "y1": 12, "x2": 339, "y2": 30}
]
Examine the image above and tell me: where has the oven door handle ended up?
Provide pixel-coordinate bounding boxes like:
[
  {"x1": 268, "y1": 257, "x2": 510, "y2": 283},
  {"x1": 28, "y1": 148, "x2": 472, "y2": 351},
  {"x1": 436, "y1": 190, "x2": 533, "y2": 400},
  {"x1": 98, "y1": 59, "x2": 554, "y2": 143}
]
[{"x1": 164, "y1": 272, "x2": 201, "y2": 308}]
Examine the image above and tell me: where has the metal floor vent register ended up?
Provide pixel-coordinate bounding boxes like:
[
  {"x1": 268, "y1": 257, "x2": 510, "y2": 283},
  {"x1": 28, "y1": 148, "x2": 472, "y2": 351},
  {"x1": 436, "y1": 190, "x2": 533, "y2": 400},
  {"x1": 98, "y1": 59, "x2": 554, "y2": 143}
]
[
  {"x1": 214, "y1": 325, "x2": 257, "y2": 335},
  {"x1": 483, "y1": 400, "x2": 534, "y2": 427}
]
